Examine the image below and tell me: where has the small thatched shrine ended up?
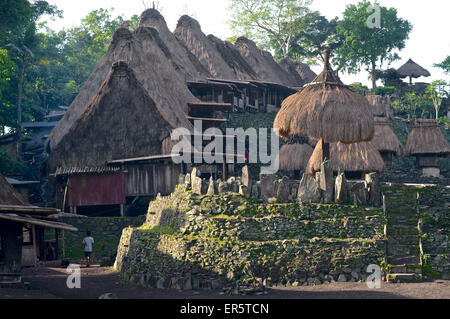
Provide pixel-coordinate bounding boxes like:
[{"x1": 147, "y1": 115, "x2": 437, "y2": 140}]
[
  {"x1": 370, "y1": 117, "x2": 403, "y2": 164},
  {"x1": 397, "y1": 58, "x2": 431, "y2": 84},
  {"x1": 278, "y1": 134, "x2": 314, "y2": 177},
  {"x1": 306, "y1": 140, "x2": 385, "y2": 179},
  {"x1": 405, "y1": 119, "x2": 450, "y2": 177}
]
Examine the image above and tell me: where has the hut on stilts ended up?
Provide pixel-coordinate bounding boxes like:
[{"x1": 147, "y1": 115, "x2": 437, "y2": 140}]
[
  {"x1": 370, "y1": 117, "x2": 403, "y2": 165},
  {"x1": 405, "y1": 119, "x2": 450, "y2": 177},
  {"x1": 397, "y1": 59, "x2": 431, "y2": 85}
]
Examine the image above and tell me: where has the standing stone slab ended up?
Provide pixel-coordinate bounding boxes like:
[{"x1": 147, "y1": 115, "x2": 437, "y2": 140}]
[
  {"x1": 276, "y1": 176, "x2": 291, "y2": 202},
  {"x1": 365, "y1": 173, "x2": 381, "y2": 206},
  {"x1": 218, "y1": 181, "x2": 229, "y2": 194},
  {"x1": 191, "y1": 168, "x2": 198, "y2": 184},
  {"x1": 207, "y1": 176, "x2": 215, "y2": 196},
  {"x1": 319, "y1": 160, "x2": 334, "y2": 203},
  {"x1": 335, "y1": 172, "x2": 348, "y2": 203},
  {"x1": 351, "y1": 182, "x2": 368, "y2": 206},
  {"x1": 178, "y1": 174, "x2": 185, "y2": 185},
  {"x1": 260, "y1": 174, "x2": 278, "y2": 200},
  {"x1": 192, "y1": 176, "x2": 207, "y2": 195},
  {"x1": 241, "y1": 165, "x2": 251, "y2": 188},
  {"x1": 184, "y1": 173, "x2": 191, "y2": 185},
  {"x1": 297, "y1": 173, "x2": 322, "y2": 204}
]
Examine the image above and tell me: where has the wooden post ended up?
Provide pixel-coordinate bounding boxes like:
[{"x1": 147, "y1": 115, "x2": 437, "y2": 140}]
[
  {"x1": 120, "y1": 204, "x2": 125, "y2": 217},
  {"x1": 54, "y1": 229, "x2": 59, "y2": 260},
  {"x1": 62, "y1": 230, "x2": 65, "y2": 258},
  {"x1": 322, "y1": 139, "x2": 330, "y2": 162},
  {"x1": 31, "y1": 225, "x2": 37, "y2": 267},
  {"x1": 222, "y1": 156, "x2": 227, "y2": 180}
]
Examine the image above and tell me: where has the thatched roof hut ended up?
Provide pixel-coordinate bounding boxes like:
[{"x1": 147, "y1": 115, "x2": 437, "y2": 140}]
[
  {"x1": 0, "y1": 174, "x2": 27, "y2": 206},
  {"x1": 397, "y1": 59, "x2": 431, "y2": 84},
  {"x1": 278, "y1": 135, "x2": 313, "y2": 171},
  {"x1": 138, "y1": 9, "x2": 210, "y2": 80},
  {"x1": 174, "y1": 15, "x2": 238, "y2": 79},
  {"x1": 206, "y1": 34, "x2": 259, "y2": 80},
  {"x1": 47, "y1": 23, "x2": 199, "y2": 151},
  {"x1": 370, "y1": 117, "x2": 403, "y2": 157},
  {"x1": 306, "y1": 139, "x2": 385, "y2": 175},
  {"x1": 278, "y1": 58, "x2": 316, "y2": 87},
  {"x1": 274, "y1": 50, "x2": 374, "y2": 157},
  {"x1": 405, "y1": 119, "x2": 450, "y2": 156},
  {"x1": 44, "y1": 61, "x2": 175, "y2": 173},
  {"x1": 234, "y1": 37, "x2": 298, "y2": 86}
]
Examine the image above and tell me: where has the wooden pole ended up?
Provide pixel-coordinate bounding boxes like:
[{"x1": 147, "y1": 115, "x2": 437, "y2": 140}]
[
  {"x1": 322, "y1": 139, "x2": 330, "y2": 163},
  {"x1": 31, "y1": 225, "x2": 37, "y2": 267}
]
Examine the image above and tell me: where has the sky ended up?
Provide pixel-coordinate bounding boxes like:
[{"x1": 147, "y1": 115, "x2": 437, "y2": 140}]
[{"x1": 43, "y1": 0, "x2": 450, "y2": 86}]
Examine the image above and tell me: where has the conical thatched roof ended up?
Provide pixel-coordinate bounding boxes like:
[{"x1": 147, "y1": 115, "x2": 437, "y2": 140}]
[
  {"x1": 0, "y1": 174, "x2": 27, "y2": 206},
  {"x1": 278, "y1": 134, "x2": 313, "y2": 171},
  {"x1": 370, "y1": 117, "x2": 403, "y2": 156},
  {"x1": 47, "y1": 23, "x2": 196, "y2": 151},
  {"x1": 274, "y1": 50, "x2": 374, "y2": 143},
  {"x1": 138, "y1": 9, "x2": 210, "y2": 80},
  {"x1": 278, "y1": 58, "x2": 317, "y2": 87},
  {"x1": 174, "y1": 15, "x2": 237, "y2": 79},
  {"x1": 44, "y1": 61, "x2": 175, "y2": 173},
  {"x1": 234, "y1": 37, "x2": 298, "y2": 86},
  {"x1": 405, "y1": 119, "x2": 450, "y2": 156},
  {"x1": 397, "y1": 59, "x2": 431, "y2": 78},
  {"x1": 306, "y1": 139, "x2": 385, "y2": 175},
  {"x1": 206, "y1": 34, "x2": 258, "y2": 80}
]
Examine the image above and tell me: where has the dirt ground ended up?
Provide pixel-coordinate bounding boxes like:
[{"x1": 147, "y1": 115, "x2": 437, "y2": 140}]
[{"x1": 1, "y1": 265, "x2": 449, "y2": 299}]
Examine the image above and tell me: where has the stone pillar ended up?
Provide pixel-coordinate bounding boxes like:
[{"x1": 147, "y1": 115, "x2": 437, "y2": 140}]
[
  {"x1": 365, "y1": 172, "x2": 381, "y2": 206},
  {"x1": 319, "y1": 160, "x2": 334, "y2": 203}
]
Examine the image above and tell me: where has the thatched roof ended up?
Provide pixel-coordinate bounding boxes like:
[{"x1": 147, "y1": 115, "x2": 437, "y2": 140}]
[
  {"x1": 306, "y1": 139, "x2": 385, "y2": 175},
  {"x1": 234, "y1": 37, "x2": 298, "y2": 86},
  {"x1": 405, "y1": 119, "x2": 450, "y2": 156},
  {"x1": 47, "y1": 23, "x2": 197, "y2": 151},
  {"x1": 174, "y1": 15, "x2": 238, "y2": 79},
  {"x1": 0, "y1": 174, "x2": 27, "y2": 206},
  {"x1": 278, "y1": 135, "x2": 314, "y2": 171},
  {"x1": 370, "y1": 117, "x2": 403, "y2": 156},
  {"x1": 44, "y1": 61, "x2": 175, "y2": 173},
  {"x1": 274, "y1": 50, "x2": 374, "y2": 142},
  {"x1": 138, "y1": 9, "x2": 210, "y2": 80},
  {"x1": 277, "y1": 58, "x2": 306, "y2": 87},
  {"x1": 206, "y1": 34, "x2": 259, "y2": 80},
  {"x1": 278, "y1": 58, "x2": 316, "y2": 86},
  {"x1": 397, "y1": 59, "x2": 431, "y2": 78},
  {"x1": 366, "y1": 95, "x2": 390, "y2": 117}
]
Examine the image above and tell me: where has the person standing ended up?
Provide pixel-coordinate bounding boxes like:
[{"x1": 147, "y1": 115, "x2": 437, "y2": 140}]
[{"x1": 82, "y1": 231, "x2": 94, "y2": 267}]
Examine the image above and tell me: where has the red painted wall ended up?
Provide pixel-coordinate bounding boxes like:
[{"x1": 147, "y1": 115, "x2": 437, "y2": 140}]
[{"x1": 68, "y1": 173, "x2": 125, "y2": 206}]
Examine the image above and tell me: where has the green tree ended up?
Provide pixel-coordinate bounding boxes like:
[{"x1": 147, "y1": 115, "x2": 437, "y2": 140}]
[
  {"x1": 285, "y1": 11, "x2": 342, "y2": 64},
  {"x1": 336, "y1": 1, "x2": 412, "y2": 89},
  {"x1": 434, "y1": 56, "x2": 450, "y2": 75},
  {"x1": 426, "y1": 80, "x2": 449, "y2": 120},
  {"x1": 228, "y1": 0, "x2": 312, "y2": 58}
]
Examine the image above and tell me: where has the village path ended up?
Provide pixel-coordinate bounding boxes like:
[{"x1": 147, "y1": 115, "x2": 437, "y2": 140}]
[{"x1": 0, "y1": 265, "x2": 448, "y2": 299}]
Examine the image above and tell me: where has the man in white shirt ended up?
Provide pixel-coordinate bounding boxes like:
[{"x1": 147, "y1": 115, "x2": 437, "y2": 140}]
[{"x1": 82, "y1": 231, "x2": 94, "y2": 267}]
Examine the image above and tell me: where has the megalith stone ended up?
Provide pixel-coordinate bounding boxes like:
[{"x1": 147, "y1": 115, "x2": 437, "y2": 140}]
[
  {"x1": 192, "y1": 176, "x2": 206, "y2": 195},
  {"x1": 319, "y1": 160, "x2": 334, "y2": 203},
  {"x1": 260, "y1": 174, "x2": 278, "y2": 200},
  {"x1": 351, "y1": 182, "x2": 368, "y2": 206},
  {"x1": 276, "y1": 176, "x2": 290, "y2": 202},
  {"x1": 297, "y1": 173, "x2": 322, "y2": 204},
  {"x1": 178, "y1": 174, "x2": 185, "y2": 185},
  {"x1": 207, "y1": 176, "x2": 215, "y2": 196},
  {"x1": 365, "y1": 172, "x2": 381, "y2": 206},
  {"x1": 218, "y1": 181, "x2": 229, "y2": 194},
  {"x1": 335, "y1": 172, "x2": 348, "y2": 203},
  {"x1": 191, "y1": 167, "x2": 198, "y2": 183},
  {"x1": 184, "y1": 173, "x2": 191, "y2": 185},
  {"x1": 241, "y1": 165, "x2": 251, "y2": 188}
]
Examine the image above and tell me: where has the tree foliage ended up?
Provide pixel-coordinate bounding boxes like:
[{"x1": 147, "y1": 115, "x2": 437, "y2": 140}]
[
  {"x1": 228, "y1": 0, "x2": 312, "y2": 58},
  {"x1": 434, "y1": 56, "x2": 450, "y2": 75},
  {"x1": 335, "y1": 1, "x2": 412, "y2": 88}
]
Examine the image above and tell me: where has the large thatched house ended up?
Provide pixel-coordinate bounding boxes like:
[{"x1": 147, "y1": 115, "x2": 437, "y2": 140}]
[{"x1": 405, "y1": 119, "x2": 450, "y2": 177}]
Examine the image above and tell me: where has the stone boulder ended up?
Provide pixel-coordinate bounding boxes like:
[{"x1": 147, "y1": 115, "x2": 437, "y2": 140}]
[
  {"x1": 335, "y1": 172, "x2": 348, "y2": 203},
  {"x1": 297, "y1": 173, "x2": 322, "y2": 204},
  {"x1": 365, "y1": 173, "x2": 381, "y2": 206},
  {"x1": 260, "y1": 174, "x2": 278, "y2": 200},
  {"x1": 276, "y1": 176, "x2": 291, "y2": 202},
  {"x1": 319, "y1": 160, "x2": 334, "y2": 203}
]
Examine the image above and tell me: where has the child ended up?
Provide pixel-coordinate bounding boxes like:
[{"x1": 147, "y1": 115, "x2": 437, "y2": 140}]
[{"x1": 82, "y1": 231, "x2": 94, "y2": 267}]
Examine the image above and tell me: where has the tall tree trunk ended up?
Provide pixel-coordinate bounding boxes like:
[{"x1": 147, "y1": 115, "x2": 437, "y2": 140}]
[
  {"x1": 371, "y1": 60, "x2": 377, "y2": 90},
  {"x1": 16, "y1": 57, "x2": 25, "y2": 161}
]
